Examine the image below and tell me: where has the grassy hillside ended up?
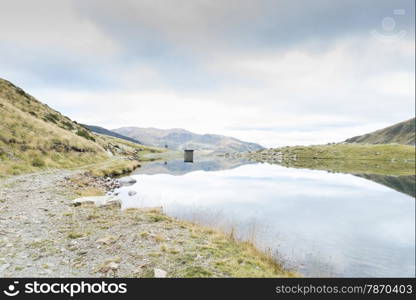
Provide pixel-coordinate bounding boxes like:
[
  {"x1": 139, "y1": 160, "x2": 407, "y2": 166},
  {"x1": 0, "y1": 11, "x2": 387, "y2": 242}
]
[
  {"x1": 0, "y1": 78, "x2": 163, "y2": 177},
  {"x1": 345, "y1": 118, "x2": 415, "y2": 145}
]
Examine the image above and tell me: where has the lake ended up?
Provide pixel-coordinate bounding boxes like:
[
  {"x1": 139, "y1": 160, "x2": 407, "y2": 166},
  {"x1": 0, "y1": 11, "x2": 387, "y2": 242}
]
[{"x1": 115, "y1": 156, "x2": 415, "y2": 277}]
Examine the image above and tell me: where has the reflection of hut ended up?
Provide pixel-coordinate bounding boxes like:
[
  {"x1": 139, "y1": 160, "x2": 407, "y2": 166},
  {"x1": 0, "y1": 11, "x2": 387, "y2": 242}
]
[{"x1": 184, "y1": 150, "x2": 194, "y2": 163}]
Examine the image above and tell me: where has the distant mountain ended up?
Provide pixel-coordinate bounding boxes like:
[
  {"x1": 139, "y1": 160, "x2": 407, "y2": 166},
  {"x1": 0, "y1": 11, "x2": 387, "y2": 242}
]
[
  {"x1": 82, "y1": 124, "x2": 142, "y2": 144},
  {"x1": 345, "y1": 118, "x2": 415, "y2": 145},
  {"x1": 113, "y1": 127, "x2": 264, "y2": 153}
]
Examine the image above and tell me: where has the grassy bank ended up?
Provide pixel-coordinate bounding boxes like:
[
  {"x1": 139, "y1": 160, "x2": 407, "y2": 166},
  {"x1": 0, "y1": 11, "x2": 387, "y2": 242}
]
[
  {"x1": 66, "y1": 203, "x2": 296, "y2": 277},
  {"x1": 275, "y1": 143, "x2": 415, "y2": 161},
  {"x1": 246, "y1": 143, "x2": 415, "y2": 175}
]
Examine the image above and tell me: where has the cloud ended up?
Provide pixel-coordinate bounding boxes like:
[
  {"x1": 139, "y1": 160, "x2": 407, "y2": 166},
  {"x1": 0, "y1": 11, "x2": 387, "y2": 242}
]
[{"x1": 0, "y1": 0, "x2": 414, "y2": 146}]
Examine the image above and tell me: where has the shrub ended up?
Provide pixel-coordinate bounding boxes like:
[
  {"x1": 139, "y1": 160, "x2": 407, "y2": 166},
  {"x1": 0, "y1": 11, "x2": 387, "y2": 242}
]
[
  {"x1": 61, "y1": 121, "x2": 75, "y2": 130},
  {"x1": 32, "y1": 157, "x2": 45, "y2": 167},
  {"x1": 43, "y1": 113, "x2": 60, "y2": 123},
  {"x1": 76, "y1": 129, "x2": 96, "y2": 142}
]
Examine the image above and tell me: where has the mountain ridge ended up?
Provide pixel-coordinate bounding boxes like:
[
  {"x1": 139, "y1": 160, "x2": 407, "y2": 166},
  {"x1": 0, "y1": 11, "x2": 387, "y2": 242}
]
[
  {"x1": 345, "y1": 118, "x2": 415, "y2": 145},
  {"x1": 113, "y1": 127, "x2": 264, "y2": 153},
  {"x1": 81, "y1": 124, "x2": 142, "y2": 145}
]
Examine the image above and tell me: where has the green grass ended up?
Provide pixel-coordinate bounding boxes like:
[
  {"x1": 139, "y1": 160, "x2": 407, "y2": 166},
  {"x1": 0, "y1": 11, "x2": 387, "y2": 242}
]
[
  {"x1": 282, "y1": 143, "x2": 414, "y2": 160},
  {"x1": 251, "y1": 144, "x2": 415, "y2": 175},
  {"x1": 75, "y1": 129, "x2": 96, "y2": 142},
  {"x1": 67, "y1": 232, "x2": 84, "y2": 239},
  {"x1": 81, "y1": 158, "x2": 142, "y2": 177}
]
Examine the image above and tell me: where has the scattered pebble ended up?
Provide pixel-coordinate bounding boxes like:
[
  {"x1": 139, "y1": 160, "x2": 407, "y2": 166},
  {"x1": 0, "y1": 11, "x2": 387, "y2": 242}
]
[{"x1": 154, "y1": 268, "x2": 167, "y2": 278}]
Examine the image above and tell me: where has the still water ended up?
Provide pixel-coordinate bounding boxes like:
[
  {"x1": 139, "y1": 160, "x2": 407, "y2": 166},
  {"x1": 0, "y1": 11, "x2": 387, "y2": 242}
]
[{"x1": 116, "y1": 157, "x2": 415, "y2": 277}]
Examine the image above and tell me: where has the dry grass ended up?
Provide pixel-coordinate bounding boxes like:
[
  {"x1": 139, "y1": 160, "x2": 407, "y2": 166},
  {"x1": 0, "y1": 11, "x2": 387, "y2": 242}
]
[
  {"x1": 84, "y1": 159, "x2": 141, "y2": 177},
  {"x1": 65, "y1": 202, "x2": 298, "y2": 278},
  {"x1": 0, "y1": 79, "x2": 108, "y2": 176},
  {"x1": 173, "y1": 221, "x2": 297, "y2": 278}
]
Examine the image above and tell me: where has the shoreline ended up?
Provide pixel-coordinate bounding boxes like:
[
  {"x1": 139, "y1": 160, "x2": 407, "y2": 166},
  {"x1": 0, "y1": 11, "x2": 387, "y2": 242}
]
[
  {"x1": 237, "y1": 143, "x2": 416, "y2": 176},
  {"x1": 0, "y1": 168, "x2": 297, "y2": 278}
]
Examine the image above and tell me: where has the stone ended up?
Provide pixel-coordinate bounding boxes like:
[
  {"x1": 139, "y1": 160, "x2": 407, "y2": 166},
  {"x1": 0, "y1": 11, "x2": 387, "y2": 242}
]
[
  {"x1": 128, "y1": 190, "x2": 137, "y2": 196},
  {"x1": 154, "y1": 268, "x2": 167, "y2": 278},
  {"x1": 72, "y1": 196, "x2": 121, "y2": 207},
  {"x1": 117, "y1": 176, "x2": 137, "y2": 186},
  {"x1": 96, "y1": 235, "x2": 117, "y2": 245},
  {"x1": 133, "y1": 263, "x2": 148, "y2": 275},
  {"x1": 98, "y1": 261, "x2": 119, "y2": 273}
]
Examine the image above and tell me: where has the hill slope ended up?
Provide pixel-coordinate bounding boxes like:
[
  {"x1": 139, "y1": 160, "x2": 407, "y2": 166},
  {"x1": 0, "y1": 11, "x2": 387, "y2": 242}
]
[
  {"x1": 345, "y1": 118, "x2": 415, "y2": 145},
  {"x1": 356, "y1": 174, "x2": 415, "y2": 198},
  {"x1": 113, "y1": 127, "x2": 264, "y2": 152},
  {"x1": 0, "y1": 78, "x2": 160, "y2": 176},
  {"x1": 81, "y1": 124, "x2": 142, "y2": 144}
]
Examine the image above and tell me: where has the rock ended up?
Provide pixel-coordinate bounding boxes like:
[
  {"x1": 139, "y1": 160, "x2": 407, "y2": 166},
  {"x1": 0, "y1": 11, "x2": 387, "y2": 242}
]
[
  {"x1": 154, "y1": 268, "x2": 167, "y2": 278},
  {"x1": 72, "y1": 196, "x2": 121, "y2": 207},
  {"x1": 133, "y1": 263, "x2": 148, "y2": 275},
  {"x1": 96, "y1": 257, "x2": 121, "y2": 273},
  {"x1": 98, "y1": 261, "x2": 119, "y2": 273},
  {"x1": 128, "y1": 190, "x2": 137, "y2": 196},
  {"x1": 118, "y1": 176, "x2": 137, "y2": 186},
  {"x1": 0, "y1": 263, "x2": 10, "y2": 274},
  {"x1": 96, "y1": 235, "x2": 117, "y2": 245}
]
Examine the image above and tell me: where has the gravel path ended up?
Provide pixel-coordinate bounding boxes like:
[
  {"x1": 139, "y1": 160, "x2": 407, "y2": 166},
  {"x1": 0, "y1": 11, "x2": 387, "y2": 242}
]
[
  {"x1": 0, "y1": 170, "x2": 196, "y2": 277},
  {"x1": 0, "y1": 170, "x2": 82, "y2": 276}
]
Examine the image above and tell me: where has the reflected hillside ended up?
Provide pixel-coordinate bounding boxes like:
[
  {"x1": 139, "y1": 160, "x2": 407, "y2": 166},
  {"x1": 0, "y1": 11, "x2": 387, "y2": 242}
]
[
  {"x1": 244, "y1": 157, "x2": 415, "y2": 198},
  {"x1": 356, "y1": 174, "x2": 415, "y2": 198},
  {"x1": 133, "y1": 156, "x2": 254, "y2": 175}
]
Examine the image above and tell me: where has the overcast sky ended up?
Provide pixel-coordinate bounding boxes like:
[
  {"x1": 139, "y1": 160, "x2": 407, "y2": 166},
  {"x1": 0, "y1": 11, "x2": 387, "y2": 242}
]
[{"x1": 1, "y1": 0, "x2": 414, "y2": 147}]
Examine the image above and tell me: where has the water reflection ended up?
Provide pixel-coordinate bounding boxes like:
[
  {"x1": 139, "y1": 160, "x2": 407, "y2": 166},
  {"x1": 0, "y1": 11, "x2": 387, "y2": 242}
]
[
  {"x1": 119, "y1": 157, "x2": 415, "y2": 277},
  {"x1": 133, "y1": 156, "x2": 254, "y2": 176},
  {"x1": 356, "y1": 174, "x2": 415, "y2": 198}
]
